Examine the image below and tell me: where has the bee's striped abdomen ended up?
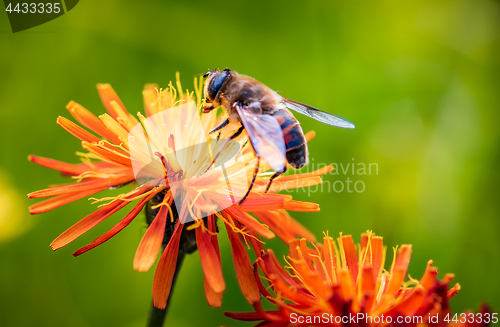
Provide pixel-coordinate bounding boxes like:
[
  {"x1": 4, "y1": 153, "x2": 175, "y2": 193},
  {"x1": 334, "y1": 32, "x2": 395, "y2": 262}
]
[{"x1": 272, "y1": 110, "x2": 308, "y2": 169}]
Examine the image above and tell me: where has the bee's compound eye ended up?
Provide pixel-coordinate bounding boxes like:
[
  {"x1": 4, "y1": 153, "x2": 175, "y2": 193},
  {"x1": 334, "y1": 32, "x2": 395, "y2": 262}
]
[{"x1": 207, "y1": 70, "x2": 229, "y2": 101}]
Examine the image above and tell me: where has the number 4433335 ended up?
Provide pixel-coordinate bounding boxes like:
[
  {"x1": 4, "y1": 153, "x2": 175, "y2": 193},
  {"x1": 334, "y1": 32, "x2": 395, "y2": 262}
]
[
  {"x1": 5, "y1": 2, "x2": 61, "y2": 14},
  {"x1": 444, "y1": 312, "x2": 498, "y2": 324}
]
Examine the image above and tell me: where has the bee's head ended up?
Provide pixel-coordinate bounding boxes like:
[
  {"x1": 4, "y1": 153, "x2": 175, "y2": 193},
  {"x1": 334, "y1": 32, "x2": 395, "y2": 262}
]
[{"x1": 203, "y1": 69, "x2": 232, "y2": 111}]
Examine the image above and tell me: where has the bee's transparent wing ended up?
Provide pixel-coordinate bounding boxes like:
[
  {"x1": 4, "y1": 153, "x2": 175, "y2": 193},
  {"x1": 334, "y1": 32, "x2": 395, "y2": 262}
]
[
  {"x1": 234, "y1": 104, "x2": 286, "y2": 172},
  {"x1": 284, "y1": 99, "x2": 356, "y2": 129}
]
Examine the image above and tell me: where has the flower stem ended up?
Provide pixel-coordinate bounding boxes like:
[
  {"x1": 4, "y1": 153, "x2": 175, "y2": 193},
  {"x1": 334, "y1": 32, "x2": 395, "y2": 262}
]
[{"x1": 146, "y1": 248, "x2": 186, "y2": 327}]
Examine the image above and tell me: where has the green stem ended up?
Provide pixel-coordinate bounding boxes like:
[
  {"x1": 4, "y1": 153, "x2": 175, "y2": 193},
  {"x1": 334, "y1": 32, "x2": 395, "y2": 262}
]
[{"x1": 146, "y1": 249, "x2": 186, "y2": 327}]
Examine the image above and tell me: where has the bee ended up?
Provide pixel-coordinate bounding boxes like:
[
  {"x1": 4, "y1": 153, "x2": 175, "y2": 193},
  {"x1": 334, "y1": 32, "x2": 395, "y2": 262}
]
[{"x1": 202, "y1": 69, "x2": 355, "y2": 204}]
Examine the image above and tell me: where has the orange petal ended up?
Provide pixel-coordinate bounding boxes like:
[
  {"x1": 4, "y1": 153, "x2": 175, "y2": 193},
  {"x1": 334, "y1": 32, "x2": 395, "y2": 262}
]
[
  {"x1": 323, "y1": 236, "x2": 337, "y2": 285},
  {"x1": 447, "y1": 283, "x2": 460, "y2": 300},
  {"x1": 261, "y1": 251, "x2": 317, "y2": 307},
  {"x1": 28, "y1": 155, "x2": 91, "y2": 175},
  {"x1": 152, "y1": 222, "x2": 183, "y2": 309},
  {"x1": 283, "y1": 200, "x2": 320, "y2": 212},
  {"x1": 66, "y1": 101, "x2": 122, "y2": 145},
  {"x1": 360, "y1": 266, "x2": 376, "y2": 310},
  {"x1": 337, "y1": 268, "x2": 355, "y2": 301},
  {"x1": 29, "y1": 186, "x2": 109, "y2": 214},
  {"x1": 246, "y1": 232, "x2": 264, "y2": 260},
  {"x1": 196, "y1": 226, "x2": 226, "y2": 293},
  {"x1": 61, "y1": 161, "x2": 131, "y2": 176},
  {"x1": 224, "y1": 310, "x2": 265, "y2": 322},
  {"x1": 57, "y1": 116, "x2": 102, "y2": 143},
  {"x1": 207, "y1": 214, "x2": 220, "y2": 255},
  {"x1": 252, "y1": 302, "x2": 287, "y2": 323},
  {"x1": 133, "y1": 199, "x2": 169, "y2": 272},
  {"x1": 288, "y1": 239, "x2": 301, "y2": 260},
  {"x1": 293, "y1": 257, "x2": 330, "y2": 300},
  {"x1": 253, "y1": 260, "x2": 272, "y2": 298},
  {"x1": 98, "y1": 114, "x2": 130, "y2": 147},
  {"x1": 253, "y1": 211, "x2": 295, "y2": 243},
  {"x1": 387, "y1": 287, "x2": 426, "y2": 316},
  {"x1": 203, "y1": 214, "x2": 224, "y2": 307},
  {"x1": 50, "y1": 185, "x2": 151, "y2": 250},
  {"x1": 237, "y1": 194, "x2": 289, "y2": 212},
  {"x1": 277, "y1": 166, "x2": 333, "y2": 181},
  {"x1": 143, "y1": 84, "x2": 160, "y2": 117},
  {"x1": 360, "y1": 233, "x2": 369, "y2": 258},
  {"x1": 96, "y1": 84, "x2": 127, "y2": 120},
  {"x1": 370, "y1": 236, "x2": 384, "y2": 281},
  {"x1": 109, "y1": 100, "x2": 139, "y2": 132},
  {"x1": 50, "y1": 200, "x2": 129, "y2": 250},
  {"x1": 268, "y1": 177, "x2": 323, "y2": 192},
  {"x1": 224, "y1": 207, "x2": 274, "y2": 239},
  {"x1": 340, "y1": 235, "x2": 359, "y2": 286},
  {"x1": 385, "y1": 245, "x2": 412, "y2": 297},
  {"x1": 418, "y1": 260, "x2": 438, "y2": 291},
  {"x1": 204, "y1": 275, "x2": 223, "y2": 308},
  {"x1": 302, "y1": 239, "x2": 317, "y2": 268},
  {"x1": 28, "y1": 173, "x2": 134, "y2": 198},
  {"x1": 73, "y1": 192, "x2": 154, "y2": 256},
  {"x1": 225, "y1": 221, "x2": 260, "y2": 304},
  {"x1": 57, "y1": 116, "x2": 127, "y2": 154},
  {"x1": 82, "y1": 141, "x2": 132, "y2": 167}
]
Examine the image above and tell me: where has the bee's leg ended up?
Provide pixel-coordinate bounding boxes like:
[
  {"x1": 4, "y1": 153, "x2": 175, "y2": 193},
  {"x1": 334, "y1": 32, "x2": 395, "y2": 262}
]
[
  {"x1": 211, "y1": 125, "x2": 244, "y2": 162},
  {"x1": 201, "y1": 125, "x2": 244, "y2": 175},
  {"x1": 229, "y1": 125, "x2": 244, "y2": 140},
  {"x1": 264, "y1": 167, "x2": 288, "y2": 193},
  {"x1": 238, "y1": 156, "x2": 260, "y2": 205},
  {"x1": 209, "y1": 118, "x2": 230, "y2": 134},
  {"x1": 241, "y1": 138, "x2": 249, "y2": 150}
]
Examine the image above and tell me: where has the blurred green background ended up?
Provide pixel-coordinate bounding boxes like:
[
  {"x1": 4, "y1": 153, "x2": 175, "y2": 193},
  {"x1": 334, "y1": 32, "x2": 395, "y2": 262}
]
[{"x1": 1, "y1": 0, "x2": 499, "y2": 326}]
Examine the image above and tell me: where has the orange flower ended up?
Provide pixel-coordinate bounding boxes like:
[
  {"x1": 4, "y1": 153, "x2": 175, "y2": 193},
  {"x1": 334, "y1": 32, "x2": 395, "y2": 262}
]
[
  {"x1": 28, "y1": 73, "x2": 330, "y2": 309},
  {"x1": 226, "y1": 231, "x2": 473, "y2": 326}
]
